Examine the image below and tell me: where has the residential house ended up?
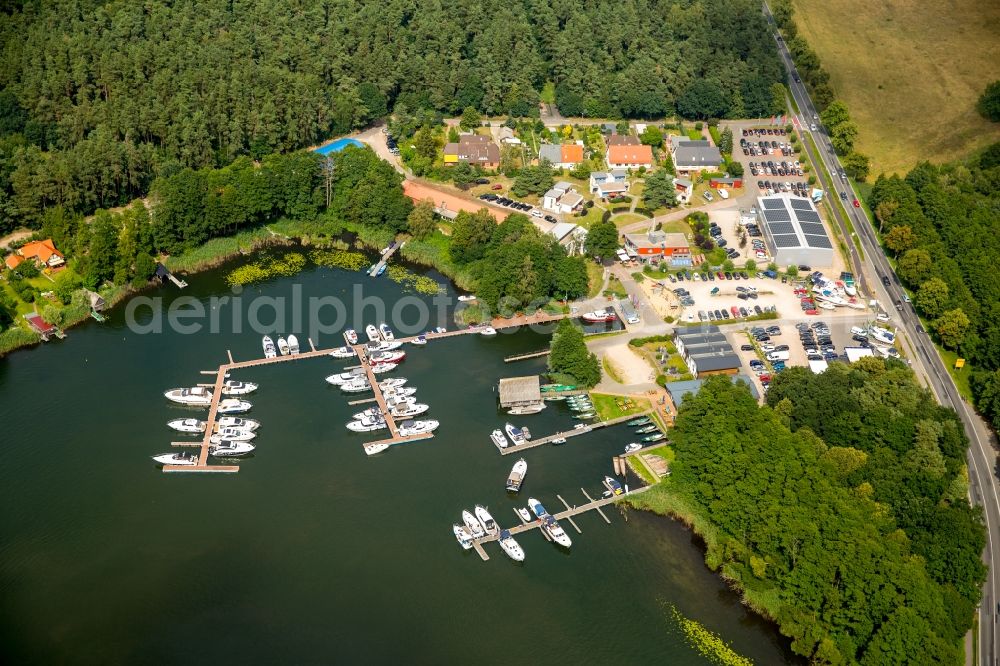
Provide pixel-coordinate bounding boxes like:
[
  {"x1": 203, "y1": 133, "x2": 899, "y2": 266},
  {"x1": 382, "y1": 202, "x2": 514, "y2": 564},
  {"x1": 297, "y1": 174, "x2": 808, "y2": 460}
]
[
  {"x1": 607, "y1": 135, "x2": 641, "y2": 147},
  {"x1": 668, "y1": 136, "x2": 722, "y2": 175},
  {"x1": 606, "y1": 143, "x2": 652, "y2": 169},
  {"x1": 542, "y1": 181, "x2": 584, "y2": 214},
  {"x1": 4, "y1": 239, "x2": 64, "y2": 271},
  {"x1": 443, "y1": 134, "x2": 500, "y2": 169},
  {"x1": 622, "y1": 230, "x2": 691, "y2": 265},
  {"x1": 589, "y1": 171, "x2": 630, "y2": 200},
  {"x1": 497, "y1": 127, "x2": 521, "y2": 145},
  {"x1": 674, "y1": 177, "x2": 693, "y2": 204},
  {"x1": 547, "y1": 222, "x2": 587, "y2": 255},
  {"x1": 537, "y1": 143, "x2": 584, "y2": 169}
]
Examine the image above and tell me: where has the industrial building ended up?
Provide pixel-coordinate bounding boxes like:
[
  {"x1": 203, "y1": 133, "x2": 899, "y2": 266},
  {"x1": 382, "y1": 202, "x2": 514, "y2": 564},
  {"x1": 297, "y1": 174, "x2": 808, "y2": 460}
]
[
  {"x1": 673, "y1": 326, "x2": 741, "y2": 378},
  {"x1": 756, "y1": 194, "x2": 834, "y2": 268}
]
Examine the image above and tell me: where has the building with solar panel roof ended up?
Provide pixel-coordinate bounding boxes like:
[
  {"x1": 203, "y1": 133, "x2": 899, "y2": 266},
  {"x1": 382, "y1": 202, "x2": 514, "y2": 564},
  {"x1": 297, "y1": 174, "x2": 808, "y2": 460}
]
[{"x1": 755, "y1": 194, "x2": 834, "y2": 268}]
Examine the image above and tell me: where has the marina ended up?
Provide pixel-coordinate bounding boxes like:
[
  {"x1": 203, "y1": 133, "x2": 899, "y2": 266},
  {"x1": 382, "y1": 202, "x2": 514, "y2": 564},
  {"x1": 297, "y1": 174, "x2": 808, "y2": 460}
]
[{"x1": 494, "y1": 411, "x2": 656, "y2": 455}]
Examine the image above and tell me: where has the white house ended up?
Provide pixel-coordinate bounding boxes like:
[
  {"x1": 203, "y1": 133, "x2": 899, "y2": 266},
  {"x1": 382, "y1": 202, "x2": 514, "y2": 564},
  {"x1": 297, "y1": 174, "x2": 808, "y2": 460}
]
[
  {"x1": 542, "y1": 182, "x2": 584, "y2": 214},
  {"x1": 547, "y1": 223, "x2": 587, "y2": 255},
  {"x1": 674, "y1": 177, "x2": 693, "y2": 204},
  {"x1": 589, "y1": 171, "x2": 631, "y2": 199}
]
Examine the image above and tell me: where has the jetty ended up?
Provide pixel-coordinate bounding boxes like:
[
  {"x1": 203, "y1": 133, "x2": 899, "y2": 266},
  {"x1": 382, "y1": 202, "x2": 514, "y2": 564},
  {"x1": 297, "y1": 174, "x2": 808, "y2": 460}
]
[
  {"x1": 368, "y1": 241, "x2": 404, "y2": 277},
  {"x1": 495, "y1": 411, "x2": 654, "y2": 455},
  {"x1": 504, "y1": 348, "x2": 550, "y2": 363},
  {"x1": 155, "y1": 262, "x2": 187, "y2": 289}
]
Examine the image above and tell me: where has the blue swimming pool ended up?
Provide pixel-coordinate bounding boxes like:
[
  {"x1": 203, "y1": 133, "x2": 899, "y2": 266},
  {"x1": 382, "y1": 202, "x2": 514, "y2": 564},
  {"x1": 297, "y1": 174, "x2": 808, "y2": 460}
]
[{"x1": 313, "y1": 138, "x2": 364, "y2": 155}]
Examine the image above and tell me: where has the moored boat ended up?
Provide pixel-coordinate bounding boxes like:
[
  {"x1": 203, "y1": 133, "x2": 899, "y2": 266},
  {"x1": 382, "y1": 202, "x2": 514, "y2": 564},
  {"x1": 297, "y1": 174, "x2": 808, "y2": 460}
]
[
  {"x1": 164, "y1": 387, "x2": 213, "y2": 406},
  {"x1": 209, "y1": 441, "x2": 255, "y2": 457},
  {"x1": 365, "y1": 325, "x2": 380, "y2": 342},
  {"x1": 475, "y1": 505, "x2": 498, "y2": 535},
  {"x1": 504, "y1": 423, "x2": 525, "y2": 445},
  {"x1": 277, "y1": 336, "x2": 290, "y2": 355},
  {"x1": 346, "y1": 417, "x2": 387, "y2": 433},
  {"x1": 210, "y1": 428, "x2": 256, "y2": 443},
  {"x1": 498, "y1": 530, "x2": 525, "y2": 562},
  {"x1": 353, "y1": 406, "x2": 383, "y2": 421},
  {"x1": 152, "y1": 451, "x2": 199, "y2": 466},
  {"x1": 379, "y1": 377, "x2": 407, "y2": 390},
  {"x1": 480, "y1": 326, "x2": 497, "y2": 336},
  {"x1": 222, "y1": 380, "x2": 258, "y2": 395},
  {"x1": 340, "y1": 379, "x2": 372, "y2": 393},
  {"x1": 542, "y1": 515, "x2": 572, "y2": 548},
  {"x1": 365, "y1": 442, "x2": 390, "y2": 456},
  {"x1": 369, "y1": 350, "x2": 405, "y2": 364},
  {"x1": 391, "y1": 403, "x2": 429, "y2": 418},
  {"x1": 287, "y1": 334, "x2": 300, "y2": 354},
  {"x1": 627, "y1": 416, "x2": 651, "y2": 427},
  {"x1": 462, "y1": 510, "x2": 485, "y2": 538},
  {"x1": 343, "y1": 329, "x2": 359, "y2": 345},
  {"x1": 369, "y1": 362, "x2": 398, "y2": 375},
  {"x1": 411, "y1": 335, "x2": 427, "y2": 346},
  {"x1": 383, "y1": 386, "x2": 417, "y2": 398},
  {"x1": 167, "y1": 418, "x2": 206, "y2": 433},
  {"x1": 262, "y1": 335, "x2": 277, "y2": 358},
  {"x1": 506, "y1": 458, "x2": 527, "y2": 493},
  {"x1": 508, "y1": 403, "x2": 545, "y2": 415},
  {"x1": 457, "y1": 295, "x2": 477, "y2": 302},
  {"x1": 573, "y1": 412, "x2": 596, "y2": 419},
  {"x1": 551, "y1": 437, "x2": 567, "y2": 444},
  {"x1": 581, "y1": 308, "x2": 617, "y2": 323},
  {"x1": 642, "y1": 433, "x2": 665, "y2": 442},
  {"x1": 453, "y1": 524, "x2": 474, "y2": 550},
  {"x1": 634, "y1": 425, "x2": 659, "y2": 434},
  {"x1": 491, "y1": 429, "x2": 508, "y2": 449},
  {"x1": 398, "y1": 419, "x2": 439, "y2": 436},
  {"x1": 217, "y1": 398, "x2": 252, "y2": 414},
  {"x1": 604, "y1": 475, "x2": 624, "y2": 495},
  {"x1": 624, "y1": 442, "x2": 642, "y2": 453},
  {"x1": 378, "y1": 323, "x2": 394, "y2": 341},
  {"x1": 368, "y1": 340, "x2": 403, "y2": 352},
  {"x1": 217, "y1": 417, "x2": 260, "y2": 431},
  {"x1": 329, "y1": 346, "x2": 356, "y2": 359},
  {"x1": 326, "y1": 368, "x2": 367, "y2": 385},
  {"x1": 517, "y1": 507, "x2": 533, "y2": 523}
]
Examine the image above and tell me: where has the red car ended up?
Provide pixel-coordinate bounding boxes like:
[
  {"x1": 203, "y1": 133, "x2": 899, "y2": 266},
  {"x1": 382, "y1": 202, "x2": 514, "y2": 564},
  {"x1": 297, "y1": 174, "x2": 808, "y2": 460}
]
[
  {"x1": 852, "y1": 198, "x2": 860, "y2": 208},
  {"x1": 492, "y1": 184, "x2": 503, "y2": 190},
  {"x1": 805, "y1": 309, "x2": 818, "y2": 315}
]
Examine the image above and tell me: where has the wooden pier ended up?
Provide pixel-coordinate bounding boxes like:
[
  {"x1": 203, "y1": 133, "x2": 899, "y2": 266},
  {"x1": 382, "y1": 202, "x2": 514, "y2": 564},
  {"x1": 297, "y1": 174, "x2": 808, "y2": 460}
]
[
  {"x1": 496, "y1": 411, "x2": 654, "y2": 456},
  {"x1": 504, "y1": 348, "x2": 550, "y2": 363},
  {"x1": 368, "y1": 241, "x2": 404, "y2": 277}
]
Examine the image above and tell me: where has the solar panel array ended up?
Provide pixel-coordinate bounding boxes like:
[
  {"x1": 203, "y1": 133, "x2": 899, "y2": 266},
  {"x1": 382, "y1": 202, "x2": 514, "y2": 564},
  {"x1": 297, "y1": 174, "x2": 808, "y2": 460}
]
[
  {"x1": 799, "y1": 222, "x2": 825, "y2": 236},
  {"x1": 763, "y1": 198, "x2": 785, "y2": 210},
  {"x1": 767, "y1": 221, "x2": 795, "y2": 235},
  {"x1": 763, "y1": 208, "x2": 790, "y2": 223},
  {"x1": 797, "y1": 210, "x2": 821, "y2": 223},
  {"x1": 789, "y1": 199, "x2": 813, "y2": 212},
  {"x1": 806, "y1": 235, "x2": 832, "y2": 248},
  {"x1": 773, "y1": 234, "x2": 800, "y2": 248},
  {"x1": 758, "y1": 195, "x2": 832, "y2": 253}
]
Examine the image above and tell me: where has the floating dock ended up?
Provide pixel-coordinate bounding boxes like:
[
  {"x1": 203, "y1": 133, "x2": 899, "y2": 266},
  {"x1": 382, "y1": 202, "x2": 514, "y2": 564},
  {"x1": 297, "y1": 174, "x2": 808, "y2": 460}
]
[
  {"x1": 368, "y1": 241, "x2": 404, "y2": 277},
  {"x1": 495, "y1": 411, "x2": 654, "y2": 455}
]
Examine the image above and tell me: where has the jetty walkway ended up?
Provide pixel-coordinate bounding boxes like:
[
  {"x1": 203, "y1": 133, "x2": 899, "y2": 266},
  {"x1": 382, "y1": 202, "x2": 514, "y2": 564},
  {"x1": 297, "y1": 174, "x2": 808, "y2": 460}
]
[{"x1": 495, "y1": 411, "x2": 654, "y2": 456}]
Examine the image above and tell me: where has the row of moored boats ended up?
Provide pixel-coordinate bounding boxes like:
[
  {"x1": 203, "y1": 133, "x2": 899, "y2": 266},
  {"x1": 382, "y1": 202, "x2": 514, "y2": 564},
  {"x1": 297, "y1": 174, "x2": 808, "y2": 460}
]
[
  {"x1": 155, "y1": 379, "x2": 262, "y2": 465},
  {"x1": 453, "y1": 505, "x2": 526, "y2": 562}
]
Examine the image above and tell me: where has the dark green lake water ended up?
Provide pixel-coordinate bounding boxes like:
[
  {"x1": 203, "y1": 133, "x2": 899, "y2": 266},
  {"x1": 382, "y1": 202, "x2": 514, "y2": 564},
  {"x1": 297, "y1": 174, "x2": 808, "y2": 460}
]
[{"x1": 0, "y1": 257, "x2": 795, "y2": 664}]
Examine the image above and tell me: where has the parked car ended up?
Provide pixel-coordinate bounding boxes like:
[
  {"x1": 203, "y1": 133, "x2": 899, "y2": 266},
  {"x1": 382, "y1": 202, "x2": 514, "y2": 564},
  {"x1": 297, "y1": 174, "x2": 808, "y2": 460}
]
[
  {"x1": 491, "y1": 184, "x2": 503, "y2": 190},
  {"x1": 475, "y1": 178, "x2": 490, "y2": 185}
]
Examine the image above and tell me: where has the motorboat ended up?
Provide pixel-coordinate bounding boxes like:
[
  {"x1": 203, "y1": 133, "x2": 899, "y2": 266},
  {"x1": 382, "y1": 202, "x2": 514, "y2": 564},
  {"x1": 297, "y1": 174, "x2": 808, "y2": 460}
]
[
  {"x1": 816, "y1": 301, "x2": 836, "y2": 310},
  {"x1": 411, "y1": 335, "x2": 427, "y2": 346},
  {"x1": 453, "y1": 524, "x2": 474, "y2": 550},
  {"x1": 329, "y1": 346, "x2": 356, "y2": 359},
  {"x1": 624, "y1": 443, "x2": 643, "y2": 453},
  {"x1": 344, "y1": 329, "x2": 359, "y2": 345},
  {"x1": 221, "y1": 380, "x2": 258, "y2": 396},
  {"x1": 262, "y1": 335, "x2": 277, "y2": 359},
  {"x1": 498, "y1": 530, "x2": 525, "y2": 562},
  {"x1": 365, "y1": 442, "x2": 390, "y2": 456},
  {"x1": 462, "y1": 510, "x2": 485, "y2": 538},
  {"x1": 457, "y1": 295, "x2": 477, "y2": 302},
  {"x1": 517, "y1": 508, "x2": 533, "y2": 523},
  {"x1": 379, "y1": 323, "x2": 395, "y2": 341},
  {"x1": 164, "y1": 387, "x2": 213, "y2": 406},
  {"x1": 508, "y1": 403, "x2": 545, "y2": 415},
  {"x1": 365, "y1": 325, "x2": 380, "y2": 342},
  {"x1": 528, "y1": 497, "x2": 549, "y2": 519},
  {"x1": 370, "y1": 362, "x2": 398, "y2": 375},
  {"x1": 277, "y1": 336, "x2": 290, "y2": 355},
  {"x1": 627, "y1": 416, "x2": 651, "y2": 426},
  {"x1": 433, "y1": 327, "x2": 447, "y2": 334},
  {"x1": 506, "y1": 458, "x2": 527, "y2": 492},
  {"x1": 379, "y1": 377, "x2": 407, "y2": 390},
  {"x1": 869, "y1": 326, "x2": 895, "y2": 345},
  {"x1": 217, "y1": 417, "x2": 259, "y2": 431},
  {"x1": 491, "y1": 429, "x2": 509, "y2": 449},
  {"x1": 542, "y1": 515, "x2": 572, "y2": 548},
  {"x1": 340, "y1": 379, "x2": 372, "y2": 393},
  {"x1": 369, "y1": 350, "x2": 405, "y2": 364},
  {"x1": 152, "y1": 451, "x2": 198, "y2": 466},
  {"x1": 634, "y1": 425, "x2": 659, "y2": 434},
  {"x1": 604, "y1": 476, "x2": 624, "y2": 496},
  {"x1": 368, "y1": 340, "x2": 403, "y2": 352},
  {"x1": 167, "y1": 418, "x2": 206, "y2": 433},
  {"x1": 543, "y1": 395, "x2": 566, "y2": 401},
  {"x1": 385, "y1": 395, "x2": 416, "y2": 409},
  {"x1": 581, "y1": 308, "x2": 616, "y2": 323},
  {"x1": 346, "y1": 417, "x2": 387, "y2": 433},
  {"x1": 391, "y1": 403, "x2": 429, "y2": 418},
  {"x1": 217, "y1": 399, "x2": 252, "y2": 414},
  {"x1": 504, "y1": 423, "x2": 526, "y2": 445},
  {"x1": 573, "y1": 412, "x2": 596, "y2": 420},
  {"x1": 475, "y1": 505, "x2": 499, "y2": 536},
  {"x1": 384, "y1": 387, "x2": 417, "y2": 399},
  {"x1": 210, "y1": 428, "x2": 256, "y2": 443},
  {"x1": 480, "y1": 326, "x2": 497, "y2": 336},
  {"x1": 573, "y1": 424, "x2": 588, "y2": 430},
  {"x1": 398, "y1": 419, "x2": 439, "y2": 436},
  {"x1": 642, "y1": 433, "x2": 665, "y2": 443},
  {"x1": 209, "y1": 441, "x2": 256, "y2": 457},
  {"x1": 551, "y1": 437, "x2": 567, "y2": 444},
  {"x1": 287, "y1": 334, "x2": 301, "y2": 354},
  {"x1": 353, "y1": 406, "x2": 383, "y2": 421},
  {"x1": 326, "y1": 368, "x2": 367, "y2": 385}
]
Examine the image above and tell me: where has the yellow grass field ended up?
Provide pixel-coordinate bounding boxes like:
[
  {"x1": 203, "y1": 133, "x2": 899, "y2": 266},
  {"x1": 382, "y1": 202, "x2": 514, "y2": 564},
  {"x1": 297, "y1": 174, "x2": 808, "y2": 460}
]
[{"x1": 792, "y1": 0, "x2": 1000, "y2": 175}]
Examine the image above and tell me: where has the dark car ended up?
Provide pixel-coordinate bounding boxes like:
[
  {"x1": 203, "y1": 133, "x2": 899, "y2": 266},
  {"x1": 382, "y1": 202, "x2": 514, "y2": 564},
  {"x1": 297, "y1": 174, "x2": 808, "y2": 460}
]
[
  {"x1": 798, "y1": 265, "x2": 811, "y2": 272},
  {"x1": 714, "y1": 309, "x2": 723, "y2": 319},
  {"x1": 475, "y1": 178, "x2": 490, "y2": 185},
  {"x1": 724, "y1": 272, "x2": 733, "y2": 280},
  {"x1": 881, "y1": 275, "x2": 890, "y2": 287},
  {"x1": 741, "y1": 344, "x2": 754, "y2": 352},
  {"x1": 544, "y1": 215, "x2": 556, "y2": 223}
]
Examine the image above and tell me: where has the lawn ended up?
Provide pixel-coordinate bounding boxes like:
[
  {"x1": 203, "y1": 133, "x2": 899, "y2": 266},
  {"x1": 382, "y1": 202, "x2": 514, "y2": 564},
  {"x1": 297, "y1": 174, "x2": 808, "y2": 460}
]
[
  {"x1": 602, "y1": 356, "x2": 624, "y2": 384},
  {"x1": 939, "y1": 348, "x2": 974, "y2": 402},
  {"x1": 585, "y1": 260, "x2": 605, "y2": 298},
  {"x1": 791, "y1": 0, "x2": 1000, "y2": 175},
  {"x1": 612, "y1": 213, "x2": 647, "y2": 228},
  {"x1": 589, "y1": 392, "x2": 651, "y2": 421},
  {"x1": 571, "y1": 206, "x2": 605, "y2": 229}
]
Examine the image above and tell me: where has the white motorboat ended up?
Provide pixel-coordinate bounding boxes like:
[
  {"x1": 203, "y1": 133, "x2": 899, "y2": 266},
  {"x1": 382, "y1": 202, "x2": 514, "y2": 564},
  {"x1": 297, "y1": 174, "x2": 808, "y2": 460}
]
[
  {"x1": 411, "y1": 335, "x2": 427, "y2": 346},
  {"x1": 869, "y1": 326, "x2": 895, "y2": 345},
  {"x1": 346, "y1": 418, "x2": 387, "y2": 433},
  {"x1": 604, "y1": 476, "x2": 624, "y2": 496},
  {"x1": 365, "y1": 325, "x2": 380, "y2": 342},
  {"x1": 398, "y1": 419, "x2": 439, "y2": 436},
  {"x1": 491, "y1": 429, "x2": 508, "y2": 449},
  {"x1": 222, "y1": 380, "x2": 258, "y2": 396},
  {"x1": 262, "y1": 335, "x2": 277, "y2": 358},
  {"x1": 516, "y1": 508, "x2": 533, "y2": 523},
  {"x1": 369, "y1": 350, "x2": 405, "y2": 364},
  {"x1": 475, "y1": 505, "x2": 498, "y2": 535},
  {"x1": 433, "y1": 327, "x2": 447, "y2": 333},
  {"x1": 365, "y1": 442, "x2": 390, "y2": 456},
  {"x1": 391, "y1": 403, "x2": 429, "y2": 418},
  {"x1": 462, "y1": 510, "x2": 485, "y2": 538},
  {"x1": 277, "y1": 336, "x2": 290, "y2": 355},
  {"x1": 379, "y1": 323, "x2": 395, "y2": 341},
  {"x1": 624, "y1": 443, "x2": 642, "y2": 453},
  {"x1": 504, "y1": 423, "x2": 526, "y2": 445},
  {"x1": 543, "y1": 516, "x2": 573, "y2": 548},
  {"x1": 209, "y1": 441, "x2": 256, "y2": 457},
  {"x1": 506, "y1": 458, "x2": 527, "y2": 492},
  {"x1": 498, "y1": 531, "x2": 525, "y2": 562},
  {"x1": 340, "y1": 379, "x2": 372, "y2": 393},
  {"x1": 210, "y1": 428, "x2": 256, "y2": 443},
  {"x1": 287, "y1": 334, "x2": 301, "y2": 354},
  {"x1": 551, "y1": 437, "x2": 567, "y2": 444},
  {"x1": 344, "y1": 329, "x2": 359, "y2": 345},
  {"x1": 508, "y1": 403, "x2": 544, "y2": 415},
  {"x1": 216, "y1": 417, "x2": 259, "y2": 431},
  {"x1": 480, "y1": 326, "x2": 497, "y2": 336},
  {"x1": 379, "y1": 377, "x2": 407, "y2": 390},
  {"x1": 329, "y1": 346, "x2": 356, "y2": 359},
  {"x1": 581, "y1": 308, "x2": 617, "y2": 323},
  {"x1": 453, "y1": 524, "x2": 474, "y2": 550},
  {"x1": 816, "y1": 300, "x2": 836, "y2": 310},
  {"x1": 368, "y1": 340, "x2": 403, "y2": 352},
  {"x1": 370, "y1": 362, "x2": 397, "y2": 375},
  {"x1": 528, "y1": 497, "x2": 548, "y2": 519},
  {"x1": 217, "y1": 399, "x2": 252, "y2": 414},
  {"x1": 353, "y1": 406, "x2": 383, "y2": 421},
  {"x1": 385, "y1": 395, "x2": 416, "y2": 409},
  {"x1": 152, "y1": 451, "x2": 198, "y2": 466},
  {"x1": 383, "y1": 385, "x2": 416, "y2": 397},
  {"x1": 326, "y1": 368, "x2": 367, "y2": 385},
  {"x1": 457, "y1": 295, "x2": 477, "y2": 302},
  {"x1": 167, "y1": 418, "x2": 206, "y2": 433},
  {"x1": 164, "y1": 387, "x2": 213, "y2": 406}
]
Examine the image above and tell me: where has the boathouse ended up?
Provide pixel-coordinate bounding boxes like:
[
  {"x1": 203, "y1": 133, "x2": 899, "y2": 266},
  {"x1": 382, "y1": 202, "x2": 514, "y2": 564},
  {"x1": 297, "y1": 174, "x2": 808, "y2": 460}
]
[{"x1": 498, "y1": 375, "x2": 541, "y2": 408}]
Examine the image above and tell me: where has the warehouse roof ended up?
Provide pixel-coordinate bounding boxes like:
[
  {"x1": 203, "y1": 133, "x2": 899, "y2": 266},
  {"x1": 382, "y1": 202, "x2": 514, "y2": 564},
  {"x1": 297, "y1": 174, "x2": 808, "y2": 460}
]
[
  {"x1": 498, "y1": 376, "x2": 541, "y2": 406},
  {"x1": 757, "y1": 194, "x2": 832, "y2": 252}
]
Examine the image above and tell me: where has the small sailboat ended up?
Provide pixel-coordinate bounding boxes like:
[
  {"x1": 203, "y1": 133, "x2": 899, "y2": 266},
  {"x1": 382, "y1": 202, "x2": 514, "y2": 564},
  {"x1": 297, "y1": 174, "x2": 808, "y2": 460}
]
[
  {"x1": 262, "y1": 335, "x2": 277, "y2": 358},
  {"x1": 343, "y1": 329, "x2": 359, "y2": 345},
  {"x1": 287, "y1": 334, "x2": 300, "y2": 354},
  {"x1": 277, "y1": 336, "x2": 290, "y2": 355},
  {"x1": 491, "y1": 429, "x2": 509, "y2": 449},
  {"x1": 378, "y1": 323, "x2": 394, "y2": 341},
  {"x1": 462, "y1": 510, "x2": 485, "y2": 538},
  {"x1": 163, "y1": 387, "x2": 213, "y2": 406},
  {"x1": 506, "y1": 458, "x2": 527, "y2": 493},
  {"x1": 498, "y1": 530, "x2": 525, "y2": 562},
  {"x1": 365, "y1": 325, "x2": 380, "y2": 342},
  {"x1": 221, "y1": 380, "x2": 258, "y2": 396},
  {"x1": 209, "y1": 441, "x2": 256, "y2": 457},
  {"x1": 217, "y1": 399, "x2": 252, "y2": 414},
  {"x1": 167, "y1": 418, "x2": 206, "y2": 433},
  {"x1": 453, "y1": 524, "x2": 474, "y2": 550},
  {"x1": 475, "y1": 505, "x2": 498, "y2": 536},
  {"x1": 152, "y1": 451, "x2": 198, "y2": 466},
  {"x1": 624, "y1": 443, "x2": 643, "y2": 453}
]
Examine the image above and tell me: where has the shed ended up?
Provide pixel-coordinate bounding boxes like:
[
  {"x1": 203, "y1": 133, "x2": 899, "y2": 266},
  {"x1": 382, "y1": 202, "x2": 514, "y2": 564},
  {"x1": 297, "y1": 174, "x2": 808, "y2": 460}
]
[
  {"x1": 498, "y1": 375, "x2": 542, "y2": 407},
  {"x1": 85, "y1": 290, "x2": 106, "y2": 311}
]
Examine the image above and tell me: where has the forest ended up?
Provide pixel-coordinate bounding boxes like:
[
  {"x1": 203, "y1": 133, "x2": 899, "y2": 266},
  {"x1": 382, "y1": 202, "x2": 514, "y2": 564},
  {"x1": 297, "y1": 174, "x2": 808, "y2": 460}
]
[
  {"x1": 655, "y1": 361, "x2": 984, "y2": 664},
  {"x1": 0, "y1": 0, "x2": 783, "y2": 232},
  {"x1": 867, "y1": 145, "x2": 1000, "y2": 428}
]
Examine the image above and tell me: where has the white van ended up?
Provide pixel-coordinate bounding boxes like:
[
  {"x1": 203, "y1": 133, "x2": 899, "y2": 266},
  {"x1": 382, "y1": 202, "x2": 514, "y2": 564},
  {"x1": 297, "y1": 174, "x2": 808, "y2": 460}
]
[
  {"x1": 850, "y1": 326, "x2": 866, "y2": 337},
  {"x1": 766, "y1": 351, "x2": 790, "y2": 362}
]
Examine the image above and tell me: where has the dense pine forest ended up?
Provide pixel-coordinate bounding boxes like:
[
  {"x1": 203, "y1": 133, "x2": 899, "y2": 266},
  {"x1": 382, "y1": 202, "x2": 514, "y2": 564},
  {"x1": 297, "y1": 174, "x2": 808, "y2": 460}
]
[{"x1": 0, "y1": 0, "x2": 782, "y2": 232}]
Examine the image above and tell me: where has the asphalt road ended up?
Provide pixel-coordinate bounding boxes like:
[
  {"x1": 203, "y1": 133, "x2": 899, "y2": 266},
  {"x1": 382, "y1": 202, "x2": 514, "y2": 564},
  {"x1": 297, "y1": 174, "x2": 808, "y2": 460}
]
[{"x1": 761, "y1": 3, "x2": 1000, "y2": 664}]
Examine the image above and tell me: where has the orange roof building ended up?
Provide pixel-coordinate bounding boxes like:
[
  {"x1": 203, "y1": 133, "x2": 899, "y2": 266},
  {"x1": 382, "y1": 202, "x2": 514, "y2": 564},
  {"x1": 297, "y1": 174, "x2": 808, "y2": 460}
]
[
  {"x1": 5, "y1": 239, "x2": 64, "y2": 271},
  {"x1": 402, "y1": 181, "x2": 509, "y2": 222},
  {"x1": 606, "y1": 144, "x2": 653, "y2": 168}
]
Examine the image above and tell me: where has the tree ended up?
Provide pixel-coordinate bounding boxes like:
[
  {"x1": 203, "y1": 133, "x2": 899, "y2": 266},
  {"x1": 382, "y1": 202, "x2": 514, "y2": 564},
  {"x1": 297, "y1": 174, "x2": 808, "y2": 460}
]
[
  {"x1": 677, "y1": 80, "x2": 728, "y2": 120},
  {"x1": 786, "y1": 264, "x2": 798, "y2": 277},
  {"x1": 972, "y1": 369, "x2": 1000, "y2": 432},
  {"x1": 916, "y1": 277, "x2": 950, "y2": 319},
  {"x1": 413, "y1": 126, "x2": 438, "y2": 160},
  {"x1": 447, "y1": 126, "x2": 460, "y2": 143},
  {"x1": 642, "y1": 170, "x2": 678, "y2": 210},
  {"x1": 639, "y1": 125, "x2": 663, "y2": 147},
  {"x1": 552, "y1": 255, "x2": 589, "y2": 299},
  {"x1": 459, "y1": 107, "x2": 482, "y2": 131},
  {"x1": 407, "y1": 200, "x2": 438, "y2": 240},
  {"x1": 449, "y1": 209, "x2": 496, "y2": 263},
  {"x1": 451, "y1": 162, "x2": 477, "y2": 190},
  {"x1": 719, "y1": 127, "x2": 733, "y2": 154},
  {"x1": 898, "y1": 248, "x2": 932, "y2": 285},
  {"x1": 727, "y1": 160, "x2": 744, "y2": 178},
  {"x1": 585, "y1": 220, "x2": 618, "y2": 259},
  {"x1": 977, "y1": 81, "x2": 1000, "y2": 122},
  {"x1": 85, "y1": 210, "x2": 120, "y2": 288},
  {"x1": 830, "y1": 121, "x2": 858, "y2": 154},
  {"x1": 819, "y1": 100, "x2": 851, "y2": 128},
  {"x1": 548, "y1": 319, "x2": 600, "y2": 387},
  {"x1": 842, "y1": 151, "x2": 870, "y2": 181},
  {"x1": 745, "y1": 259, "x2": 757, "y2": 272},
  {"x1": 512, "y1": 162, "x2": 553, "y2": 197},
  {"x1": 934, "y1": 308, "x2": 971, "y2": 349},
  {"x1": 884, "y1": 225, "x2": 915, "y2": 255}
]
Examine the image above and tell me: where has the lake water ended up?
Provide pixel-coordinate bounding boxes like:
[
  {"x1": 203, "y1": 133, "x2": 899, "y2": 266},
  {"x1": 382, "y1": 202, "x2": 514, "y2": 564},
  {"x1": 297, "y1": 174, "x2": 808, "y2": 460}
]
[{"x1": 0, "y1": 256, "x2": 796, "y2": 664}]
